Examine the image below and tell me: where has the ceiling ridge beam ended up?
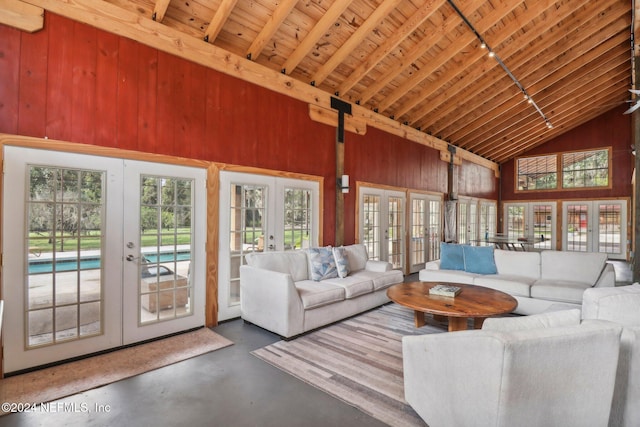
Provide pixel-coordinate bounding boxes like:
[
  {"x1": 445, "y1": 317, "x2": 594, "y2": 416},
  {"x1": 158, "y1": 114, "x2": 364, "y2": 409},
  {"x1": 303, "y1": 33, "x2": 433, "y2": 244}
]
[
  {"x1": 245, "y1": 0, "x2": 298, "y2": 61},
  {"x1": 310, "y1": 0, "x2": 398, "y2": 87},
  {"x1": 407, "y1": 0, "x2": 588, "y2": 128},
  {"x1": 336, "y1": 0, "x2": 445, "y2": 96},
  {"x1": 20, "y1": 0, "x2": 499, "y2": 174},
  {"x1": 281, "y1": 0, "x2": 351, "y2": 75}
]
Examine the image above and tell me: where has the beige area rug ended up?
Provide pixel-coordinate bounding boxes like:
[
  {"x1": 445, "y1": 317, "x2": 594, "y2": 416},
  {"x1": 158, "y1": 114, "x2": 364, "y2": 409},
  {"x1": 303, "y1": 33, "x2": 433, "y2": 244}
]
[
  {"x1": 0, "y1": 327, "x2": 232, "y2": 414},
  {"x1": 252, "y1": 304, "x2": 446, "y2": 427}
]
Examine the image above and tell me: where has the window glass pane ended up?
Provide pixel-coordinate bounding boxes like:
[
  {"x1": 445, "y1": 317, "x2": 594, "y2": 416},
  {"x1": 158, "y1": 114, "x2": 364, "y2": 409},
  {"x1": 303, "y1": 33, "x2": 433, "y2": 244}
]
[
  {"x1": 562, "y1": 149, "x2": 609, "y2": 188},
  {"x1": 517, "y1": 155, "x2": 557, "y2": 190}
]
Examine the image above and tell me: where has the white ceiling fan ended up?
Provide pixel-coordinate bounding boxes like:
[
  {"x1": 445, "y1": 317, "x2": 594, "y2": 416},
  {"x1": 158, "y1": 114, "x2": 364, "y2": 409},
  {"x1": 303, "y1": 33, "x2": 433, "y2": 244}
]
[{"x1": 623, "y1": 89, "x2": 640, "y2": 114}]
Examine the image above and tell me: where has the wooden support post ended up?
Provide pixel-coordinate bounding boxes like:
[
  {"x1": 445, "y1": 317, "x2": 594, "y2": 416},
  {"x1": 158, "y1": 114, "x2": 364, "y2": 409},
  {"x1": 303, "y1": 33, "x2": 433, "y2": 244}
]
[
  {"x1": 331, "y1": 97, "x2": 351, "y2": 246},
  {"x1": 633, "y1": 96, "x2": 640, "y2": 282}
]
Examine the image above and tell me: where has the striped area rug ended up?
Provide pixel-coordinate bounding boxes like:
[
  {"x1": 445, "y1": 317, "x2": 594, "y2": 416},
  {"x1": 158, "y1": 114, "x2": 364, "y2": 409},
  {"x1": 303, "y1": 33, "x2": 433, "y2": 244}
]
[{"x1": 252, "y1": 303, "x2": 444, "y2": 427}]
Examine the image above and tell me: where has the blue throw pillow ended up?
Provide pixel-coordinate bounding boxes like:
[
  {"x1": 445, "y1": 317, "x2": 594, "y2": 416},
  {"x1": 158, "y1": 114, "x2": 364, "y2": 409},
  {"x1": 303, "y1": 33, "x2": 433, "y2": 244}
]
[
  {"x1": 439, "y1": 243, "x2": 465, "y2": 271},
  {"x1": 463, "y1": 245, "x2": 497, "y2": 274}
]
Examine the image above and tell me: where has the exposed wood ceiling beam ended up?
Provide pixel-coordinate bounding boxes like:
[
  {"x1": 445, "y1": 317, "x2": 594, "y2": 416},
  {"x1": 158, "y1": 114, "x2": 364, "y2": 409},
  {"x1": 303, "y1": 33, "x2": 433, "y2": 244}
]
[
  {"x1": 412, "y1": 0, "x2": 613, "y2": 131},
  {"x1": 204, "y1": 0, "x2": 238, "y2": 44},
  {"x1": 458, "y1": 33, "x2": 629, "y2": 152},
  {"x1": 375, "y1": 0, "x2": 526, "y2": 115},
  {"x1": 356, "y1": 7, "x2": 462, "y2": 106},
  {"x1": 21, "y1": 0, "x2": 499, "y2": 174},
  {"x1": 310, "y1": 0, "x2": 399, "y2": 87},
  {"x1": 397, "y1": 0, "x2": 566, "y2": 124},
  {"x1": 0, "y1": 0, "x2": 44, "y2": 32},
  {"x1": 336, "y1": 0, "x2": 445, "y2": 96},
  {"x1": 245, "y1": 0, "x2": 298, "y2": 61},
  {"x1": 281, "y1": 0, "x2": 352, "y2": 75},
  {"x1": 151, "y1": 0, "x2": 170, "y2": 22}
]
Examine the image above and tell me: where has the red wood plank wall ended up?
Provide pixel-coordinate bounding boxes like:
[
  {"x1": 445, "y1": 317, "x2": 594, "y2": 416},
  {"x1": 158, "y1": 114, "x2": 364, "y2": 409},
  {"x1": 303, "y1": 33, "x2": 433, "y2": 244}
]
[
  {"x1": 501, "y1": 106, "x2": 633, "y2": 201},
  {"x1": 0, "y1": 14, "x2": 499, "y2": 245}
]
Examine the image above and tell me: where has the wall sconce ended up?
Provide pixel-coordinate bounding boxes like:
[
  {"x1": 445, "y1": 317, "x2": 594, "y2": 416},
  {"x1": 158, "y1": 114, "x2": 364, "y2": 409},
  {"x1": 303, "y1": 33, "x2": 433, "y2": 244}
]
[{"x1": 338, "y1": 174, "x2": 349, "y2": 193}]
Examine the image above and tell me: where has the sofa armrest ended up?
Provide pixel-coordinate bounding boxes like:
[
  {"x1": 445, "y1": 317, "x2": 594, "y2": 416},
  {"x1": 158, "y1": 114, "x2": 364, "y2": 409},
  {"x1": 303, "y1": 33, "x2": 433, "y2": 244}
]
[
  {"x1": 594, "y1": 263, "x2": 616, "y2": 288},
  {"x1": 365, "y1": 259, "x2": 392, "y2": 272},
  {"x1": 424, "y1": 260, "x2": 441, "y2": 270},
  {"x1": 239, "y1": 265, "x2": 305, "y2": 337}
]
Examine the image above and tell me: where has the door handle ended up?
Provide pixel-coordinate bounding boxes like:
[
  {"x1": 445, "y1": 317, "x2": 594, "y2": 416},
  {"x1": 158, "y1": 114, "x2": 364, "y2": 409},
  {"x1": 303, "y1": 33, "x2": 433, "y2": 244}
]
[{"x1": 126, "y1": 254, "x2": 136, "y2": 261}]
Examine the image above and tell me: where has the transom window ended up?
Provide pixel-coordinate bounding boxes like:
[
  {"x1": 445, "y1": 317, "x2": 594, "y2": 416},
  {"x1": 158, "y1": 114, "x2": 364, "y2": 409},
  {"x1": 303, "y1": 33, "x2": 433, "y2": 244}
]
[{"x1": 516, "y1": 148, "x2": 610, "y2": 192}]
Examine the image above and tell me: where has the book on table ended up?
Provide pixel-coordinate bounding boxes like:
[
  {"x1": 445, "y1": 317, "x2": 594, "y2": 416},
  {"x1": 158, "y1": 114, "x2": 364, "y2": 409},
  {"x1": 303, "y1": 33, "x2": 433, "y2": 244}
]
[{"x1": 429, "y1": 284, "x2": 462, "y2": 297}]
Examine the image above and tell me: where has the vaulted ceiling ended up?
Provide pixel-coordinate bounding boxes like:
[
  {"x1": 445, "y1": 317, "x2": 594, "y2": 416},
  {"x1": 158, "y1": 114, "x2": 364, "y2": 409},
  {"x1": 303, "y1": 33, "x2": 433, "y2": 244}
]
[{"x1": 13, "y1": 0, "x2": 637, "y2": 165}]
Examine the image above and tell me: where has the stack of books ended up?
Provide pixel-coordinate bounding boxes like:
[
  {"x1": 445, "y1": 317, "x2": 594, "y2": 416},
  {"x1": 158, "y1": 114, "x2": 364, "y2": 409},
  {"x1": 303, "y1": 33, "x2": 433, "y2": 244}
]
[{"x1": 429, "y1": 284, "x2": 462, "y2": 297}]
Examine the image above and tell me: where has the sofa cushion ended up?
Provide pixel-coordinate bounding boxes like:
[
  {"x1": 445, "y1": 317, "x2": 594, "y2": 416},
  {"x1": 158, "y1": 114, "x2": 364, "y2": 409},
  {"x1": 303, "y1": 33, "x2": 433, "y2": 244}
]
[
  {"x1": 531, "y1": 279, "x2": 591, "y2": 304},
  {"x1": 245, "y1": 250, "x2": 309, "y2": 282},
  {"x1": 474, "y1": 275, "x2": 533, "y2": 297},
  {"x1": 322, "y1": 276, "x2": 373, "y2": 298},
  {"x1": 440, "y1": 243, "x2": 465, "y2": 271},
  {"x1": 332, "y1": 246, "x2": 350, "y2": 278},
  {"x1": 351, "y1": 269, "x2": 403, "y2": 291},
  {"x1": 493, "y1": 249, "x2": 540, "y2": 280},
  {"x1": 343, "y1": 244, "x2": 368, "y2": 272},
  {"x1": 307, "y1": 247, "x2": 338, "y2": 281},
  {"x1": 418, "y1": 268, "x2": 477, "y2": 285},
  {"x1": 295, "y1": 280, "x2": 345, "y2": 309},
  {"x1": 482, "y1": 308, "x2": 581, "y2": 331},
  {"x1": 541, "y1": 250, "x2": 607, "y2": 284},
  {"x1": 462, "y1": 245, "x2": 497, "y2": 274}
]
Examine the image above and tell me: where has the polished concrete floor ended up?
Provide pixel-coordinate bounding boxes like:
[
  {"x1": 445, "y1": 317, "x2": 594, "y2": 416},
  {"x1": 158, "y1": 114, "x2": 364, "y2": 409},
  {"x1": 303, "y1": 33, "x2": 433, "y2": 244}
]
[
  {"x1": 0, "y1": 312, "x2": 390, "y2": 427},
  {"x1": 0, "y1": 262, "x2": 634, "y2": 427}
]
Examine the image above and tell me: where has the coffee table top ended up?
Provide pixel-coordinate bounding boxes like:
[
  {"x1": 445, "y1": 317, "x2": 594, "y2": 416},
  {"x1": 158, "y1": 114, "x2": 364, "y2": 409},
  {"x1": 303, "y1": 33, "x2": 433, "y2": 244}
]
[{"x1": 387, "y1": 281, "x2": 517, "y2": 318}]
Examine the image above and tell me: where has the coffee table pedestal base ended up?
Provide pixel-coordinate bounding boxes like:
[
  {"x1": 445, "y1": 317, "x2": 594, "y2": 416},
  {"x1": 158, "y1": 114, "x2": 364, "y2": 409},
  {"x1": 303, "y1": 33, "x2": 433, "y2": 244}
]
[{"x1": 413, "y1": 311, "x2": 487, "y2": 332}]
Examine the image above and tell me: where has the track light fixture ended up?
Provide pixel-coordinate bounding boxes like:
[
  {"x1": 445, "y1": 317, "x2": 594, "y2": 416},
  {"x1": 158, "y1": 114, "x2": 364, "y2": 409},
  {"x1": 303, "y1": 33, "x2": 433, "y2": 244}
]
[{"x1": 446, "y1": 0, "x2": 553, "y2": 130}]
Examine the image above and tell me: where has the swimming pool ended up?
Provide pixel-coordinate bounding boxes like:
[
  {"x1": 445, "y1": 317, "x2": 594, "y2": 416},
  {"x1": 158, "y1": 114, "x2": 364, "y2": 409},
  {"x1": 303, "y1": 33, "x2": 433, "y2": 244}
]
[{"x1": 28, "y1": 252, "x2": 191, "y2": 274}]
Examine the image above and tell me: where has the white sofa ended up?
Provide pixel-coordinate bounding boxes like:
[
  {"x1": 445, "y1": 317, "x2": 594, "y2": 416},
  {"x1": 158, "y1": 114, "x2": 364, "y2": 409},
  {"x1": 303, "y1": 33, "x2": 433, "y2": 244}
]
[
  {"x1": 582, "y1": 284, "x2": 640, "y2": 427},
  {"x1": 419, "y1": 246, "x2": 616, "y2": 314},
  {"x1": 403, "y1": 309, "x2": 623, "y2": 427},
  {"x1": 239, "y1": 244, "x2": 403, "y2": 338}
]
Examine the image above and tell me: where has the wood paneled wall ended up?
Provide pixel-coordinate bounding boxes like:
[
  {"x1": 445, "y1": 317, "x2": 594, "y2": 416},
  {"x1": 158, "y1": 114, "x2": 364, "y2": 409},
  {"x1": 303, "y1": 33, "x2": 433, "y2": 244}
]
[
  {"x1": 501, "y1": 106, "x2": 634, "y2": 201},
  {"x1": 0, "y1": 14, "x2": 498, "y2": 245}
]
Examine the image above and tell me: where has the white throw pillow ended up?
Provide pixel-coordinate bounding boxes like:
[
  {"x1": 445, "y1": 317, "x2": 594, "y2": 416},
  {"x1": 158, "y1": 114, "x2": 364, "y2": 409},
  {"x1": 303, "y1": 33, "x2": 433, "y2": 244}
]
[{"x1": 332, "y1": 246, "x2": 350, "y2": 278}]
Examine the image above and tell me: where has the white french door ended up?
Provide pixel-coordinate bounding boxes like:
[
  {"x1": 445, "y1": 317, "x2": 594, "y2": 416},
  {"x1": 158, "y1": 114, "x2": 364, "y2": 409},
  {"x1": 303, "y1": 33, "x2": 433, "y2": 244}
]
[
  {"x1": 457, "y1": 198, "x2": 478, "y2": 245},
  {"x1": 218, "y1": 171, "x2": 320, "y2": 321},
  {"x1": 358, "y1": 186, "x2": 405, "y2": 271},
  {"x1": 408, "y1": 193, "x2": 442, "y2": 273},
  {"x1": 2, "y1": 146, "x2": 206, "y2": 373},
  {"x1": 504, "y1": 202, "x2": 556, "y2": 250},
  {"x1": 562, "y1": 200, "x2": 627, "y2": 259}
]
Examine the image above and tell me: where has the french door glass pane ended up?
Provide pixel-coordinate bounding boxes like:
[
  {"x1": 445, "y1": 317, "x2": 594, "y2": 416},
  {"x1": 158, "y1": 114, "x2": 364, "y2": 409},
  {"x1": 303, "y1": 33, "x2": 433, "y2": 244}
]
[
  {"x1": 458, "y1": 204, "x2": 468, "y2": 244},
  {"x1": 26, "y1": 166, "x2": 104, "y2": 347},
  {"x1": 566, "y1": 204, "x2": 588, "y2": 252},
  {"x1": 598, "y1": 204, "x2": 621, "y2": 254},
  {"x1": 532, "y1": 205, "x2": 553, "y2": 249},
  {"x1": 468, "y1": 203, "x2": 478, "y2": 242},
  {"x1": 284, "y1": 188, "x2": 312, "y2": 250},
  {"x1": 363, "y1": 195, "x2": 381, "y2": 260},
  {"x1": 506, "y1": 206, "x2": 525, "y2": 240},
  {"x1": 429, "y1": 200, "x2": 441, "y2": 260},
  {"x1": 139, "y1": 176, "x2": 194, "y2": 324},
  {"x1": 228, "y1": 184, "x2": 266, "y2": 307},
  {"x1": 411, "y1": 199, "x2": 426, "y2": 266},
  {"x1": 388, "y1": 197, "x2": 403, "y2": 268}
]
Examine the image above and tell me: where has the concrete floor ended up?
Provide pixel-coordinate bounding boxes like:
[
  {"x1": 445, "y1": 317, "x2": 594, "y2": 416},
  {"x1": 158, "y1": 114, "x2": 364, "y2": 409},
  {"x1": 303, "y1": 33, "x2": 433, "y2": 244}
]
[{"x1": 0, "y1": 316, "x2": 389, "y2": 427}]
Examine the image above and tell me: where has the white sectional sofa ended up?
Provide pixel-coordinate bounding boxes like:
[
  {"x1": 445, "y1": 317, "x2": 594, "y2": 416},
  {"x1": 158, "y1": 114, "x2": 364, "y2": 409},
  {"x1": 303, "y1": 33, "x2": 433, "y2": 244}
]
[
  {"x1": 419, "y1": 244, "x2": 616, "y2": 315},
  {"x1": 239, "y1": 244, "x2": 403, "y2": 338}
]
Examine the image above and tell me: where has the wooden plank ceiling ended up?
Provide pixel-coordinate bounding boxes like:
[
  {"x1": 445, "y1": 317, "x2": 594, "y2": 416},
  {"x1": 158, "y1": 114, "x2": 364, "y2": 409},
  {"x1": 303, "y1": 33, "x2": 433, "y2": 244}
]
[{"x1": 34, "y1": 0, "x2": 638, "y2": 164}]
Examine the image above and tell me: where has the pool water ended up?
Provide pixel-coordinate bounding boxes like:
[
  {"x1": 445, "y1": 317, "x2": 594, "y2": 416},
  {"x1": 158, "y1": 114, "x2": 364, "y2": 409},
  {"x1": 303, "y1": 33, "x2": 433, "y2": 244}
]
[{"x1": 28, "y1": 252, "x2": 191, "y2": 274}]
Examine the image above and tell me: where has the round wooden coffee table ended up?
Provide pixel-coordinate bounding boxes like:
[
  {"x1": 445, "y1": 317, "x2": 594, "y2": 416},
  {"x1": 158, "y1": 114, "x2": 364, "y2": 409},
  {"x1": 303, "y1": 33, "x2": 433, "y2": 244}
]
[{"x1": 386, "y1": 281, "x2": 518, "y2": 332}]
